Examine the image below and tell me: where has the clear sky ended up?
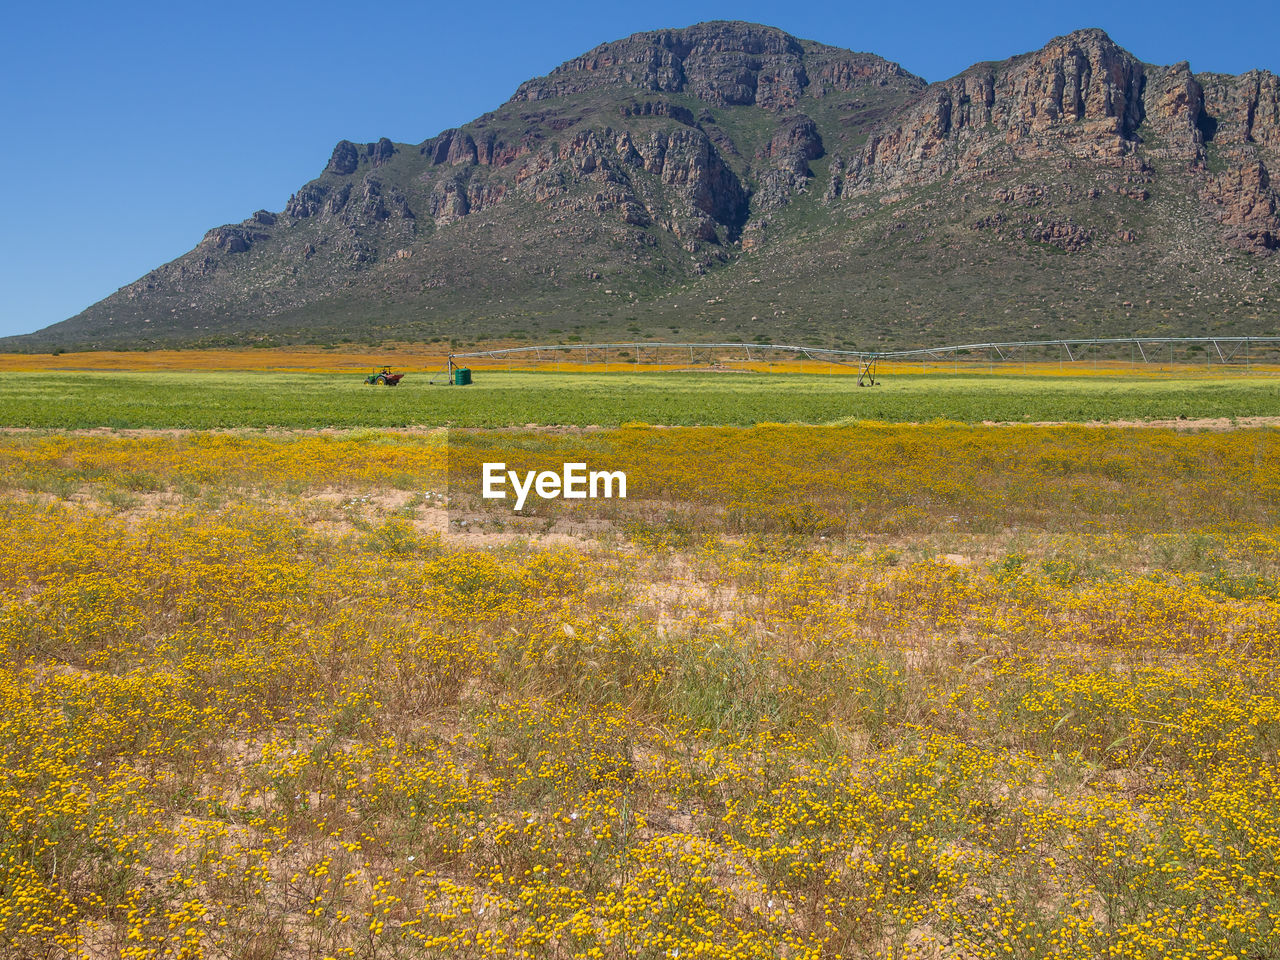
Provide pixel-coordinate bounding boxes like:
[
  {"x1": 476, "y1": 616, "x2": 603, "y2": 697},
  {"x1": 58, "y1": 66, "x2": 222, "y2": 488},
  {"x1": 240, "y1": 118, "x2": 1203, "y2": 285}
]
[{"x1": 2, "y1": 0, "x2": 1276, "y2": 338}]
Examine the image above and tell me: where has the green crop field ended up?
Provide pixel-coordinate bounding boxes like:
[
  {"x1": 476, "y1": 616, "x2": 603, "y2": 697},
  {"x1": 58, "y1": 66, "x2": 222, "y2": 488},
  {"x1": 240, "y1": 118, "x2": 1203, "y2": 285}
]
[{"x1": 0, "y1": 370, "x2": 1276, "y2": 428}]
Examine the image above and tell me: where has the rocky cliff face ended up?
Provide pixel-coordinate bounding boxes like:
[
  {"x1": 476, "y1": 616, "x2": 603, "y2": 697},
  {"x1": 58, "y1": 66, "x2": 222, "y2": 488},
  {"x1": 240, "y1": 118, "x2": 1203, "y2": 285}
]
[
  {"x1": 826, "y1": 29, "x2": 1280, "y2": 254},
  {"x1": 21, "y1": 22, "x2": 1280, "y2": 350},
  {"x1": 1196, "y1": 70, "x2": 1280, "y2": 251},
  {"x1": 845, "y1": 30, "x2": 1178, "y2": 190}
]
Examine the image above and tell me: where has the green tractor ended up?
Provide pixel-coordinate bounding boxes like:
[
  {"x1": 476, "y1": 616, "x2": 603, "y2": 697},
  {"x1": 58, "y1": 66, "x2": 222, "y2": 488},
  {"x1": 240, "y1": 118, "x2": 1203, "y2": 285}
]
[{"x1": 364, "y1": 366, "x2": 404, "y2": 386}]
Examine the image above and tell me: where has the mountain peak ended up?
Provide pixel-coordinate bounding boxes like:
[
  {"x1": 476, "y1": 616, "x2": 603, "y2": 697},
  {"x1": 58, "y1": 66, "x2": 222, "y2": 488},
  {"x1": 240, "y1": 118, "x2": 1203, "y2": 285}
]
[
  {"x1": 579, "y1": 21, "x2": 805, "y2": 59},
  {"x1": 1048, "y1": 26, "x2": 1117, "y2": 46},
  {"x1": 514, "y1": 21, "x2": 921, "y2": 110}
]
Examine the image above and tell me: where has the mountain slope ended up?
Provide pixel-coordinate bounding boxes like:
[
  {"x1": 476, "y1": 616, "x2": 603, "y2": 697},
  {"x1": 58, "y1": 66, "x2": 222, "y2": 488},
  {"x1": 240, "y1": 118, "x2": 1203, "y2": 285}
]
[{"x1": 16, "y1": 22, "x2": 1280, "y2": 350}]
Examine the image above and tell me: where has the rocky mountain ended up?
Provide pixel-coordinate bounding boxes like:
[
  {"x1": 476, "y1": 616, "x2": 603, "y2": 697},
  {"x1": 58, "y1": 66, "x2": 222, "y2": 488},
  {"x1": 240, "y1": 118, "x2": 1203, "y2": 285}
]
[{"x1": 16, "y1": 22, "x2": 1280, "y2": 350}]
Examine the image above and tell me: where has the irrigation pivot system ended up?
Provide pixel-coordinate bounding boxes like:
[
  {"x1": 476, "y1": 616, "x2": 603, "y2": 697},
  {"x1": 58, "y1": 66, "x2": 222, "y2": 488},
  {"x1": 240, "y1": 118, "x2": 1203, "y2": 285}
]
[{"x1": 439, "y1": 336, "x2": 1280, "y2": 382}]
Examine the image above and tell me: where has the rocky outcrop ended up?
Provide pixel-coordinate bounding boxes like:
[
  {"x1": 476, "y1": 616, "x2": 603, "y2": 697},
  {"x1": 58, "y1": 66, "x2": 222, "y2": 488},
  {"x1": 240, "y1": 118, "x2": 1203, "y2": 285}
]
[
  {"x1": 326, "y1": 137, "x2": 397, "y2": 175},
  {"x1": 346, "y1": 177, "x2": 413, "y2": 223},
  {"x1": 1200, "y1": 70, "x2": 1280, "y2": 152},
  {"x1": 756, "y1": 115, "x2": 823, "y2": 207},
  {"x1": 430, "y1": 121, "x2": 748, "y2": 241},
  {"x1": 970, "y1": 210, "x2": 1093, "y2": 251},
  {"x1": 420, "y1": 130, "x2": 456, "y2": 165},
  {"x1": 1202, "y1": 160, "x2": 1279, "y2": 252},
  {"x1": 201, "y1": 225, "x2": 269, "y2": 254},
  {"x1": 284, "y1": 171, "x2": 414, "y2": 226},
  {"x1": 1141, "y1": 62, "x2": 1207, "y2": 157},
  {"x1": 327, "y1": 140, "x2": 360, "y2": 175},
  {"x1": 421, "y1": 128, "x2": 544, "y2": 169},
  {"x1": 428, "y1": 174, "x2": 511, "y2": 225},
  {"x1": 447, "y1": 133, "x2": 479, "y2": 166},
  {"x1": 810, "y1": 55, "x2": 924, "y2": 95},
  {"x1": 824, "y1": 28, "x2": 1280, "y2": 253},
  {"x1": 285, "y1": 183, "x2": 327, "y2": 219},
  {"x1": 636, "y1": 128, "x2": 747, "y2": 232},
  {"x1": 513, "y1": 21, "x2": 918, "y2": 112},
  {"x1": 369, "y1": 137, "x2": 396, "y2": 166},
  {"x1": 835, "y1": 34, "x2": 1268, "y2": 190},
  {"x1": 619, "y1": 101, "x2": 697, "y2": 125},
  {"x1": 1017, "y1": 220, "x2": 1093, "y2": 251},
  {"x1": 846, "y1": 30, "x2": 1153, "y2": 193},
  {"x1": 324, "y1": 183, "x2": 351, "y2": 215},
  {"x1": 994, "y1": 183, "x2": 1046, "y2": 206},
  {"x1": 761, "y1": 115, "x2": 823, "y2": 169},
  {"x1": 430, "y1": 178, "x2": 470, "y2": 223}
]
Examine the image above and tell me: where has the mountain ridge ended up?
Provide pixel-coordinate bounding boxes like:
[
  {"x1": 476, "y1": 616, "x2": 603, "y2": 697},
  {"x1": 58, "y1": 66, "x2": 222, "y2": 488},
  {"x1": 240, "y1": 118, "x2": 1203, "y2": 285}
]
[{"x1": 14, "y1": 21, "x2": 1280, "y2": 351}]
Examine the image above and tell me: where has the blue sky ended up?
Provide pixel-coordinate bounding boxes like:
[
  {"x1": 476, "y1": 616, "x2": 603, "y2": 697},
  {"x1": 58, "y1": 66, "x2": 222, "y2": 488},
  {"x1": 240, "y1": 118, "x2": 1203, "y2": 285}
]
[{"x1": 2, "y1": 0, "x2": 1276, "y2": 338}]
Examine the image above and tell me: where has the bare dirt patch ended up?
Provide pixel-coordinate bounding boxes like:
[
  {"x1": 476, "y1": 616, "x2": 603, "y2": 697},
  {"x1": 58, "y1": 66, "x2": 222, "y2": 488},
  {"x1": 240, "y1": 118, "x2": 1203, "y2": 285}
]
[{"x1": 988, "y1": 416, "x2": 1280, "y2": 430}]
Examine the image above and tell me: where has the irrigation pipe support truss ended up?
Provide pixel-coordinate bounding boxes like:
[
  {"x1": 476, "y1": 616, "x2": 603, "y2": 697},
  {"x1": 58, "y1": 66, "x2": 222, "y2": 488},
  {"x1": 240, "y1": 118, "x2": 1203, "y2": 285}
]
[{"x1": 437, "y1": 337, "x2": 1280, "y2": 383}]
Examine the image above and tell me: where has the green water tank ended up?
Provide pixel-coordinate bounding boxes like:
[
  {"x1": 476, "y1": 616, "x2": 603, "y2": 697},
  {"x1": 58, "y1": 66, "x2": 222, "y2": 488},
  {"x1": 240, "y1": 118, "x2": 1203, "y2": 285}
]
[{"x1": 453, "y1": 366, "x2": 472, "y2": 386}]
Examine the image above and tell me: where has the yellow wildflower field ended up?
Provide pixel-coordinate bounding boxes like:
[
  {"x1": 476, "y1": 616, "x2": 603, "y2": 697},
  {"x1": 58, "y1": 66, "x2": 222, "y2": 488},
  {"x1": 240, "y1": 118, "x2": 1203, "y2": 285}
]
[{"x1": 0, "y1": 426, "x2": 1277, "y2": 959}]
